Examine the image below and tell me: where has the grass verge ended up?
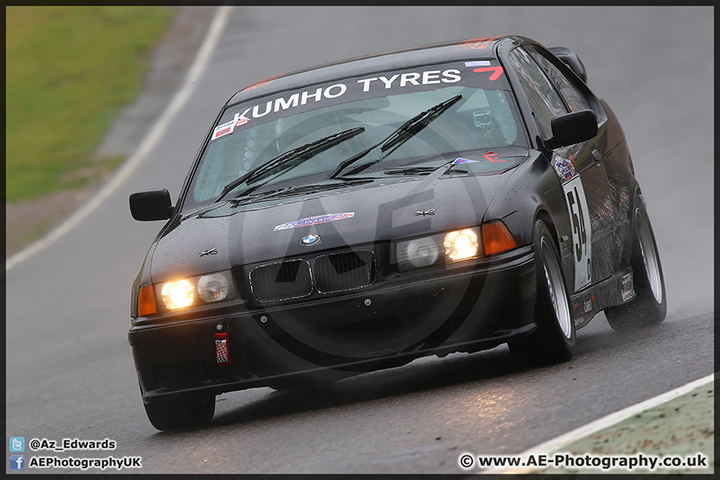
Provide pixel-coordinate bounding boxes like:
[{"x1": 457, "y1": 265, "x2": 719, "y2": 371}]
[{"x1": 6, "y1": 6, "x2": 175, "y2": 203}]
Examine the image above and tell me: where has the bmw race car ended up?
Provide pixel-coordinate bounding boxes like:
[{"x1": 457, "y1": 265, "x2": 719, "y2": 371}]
[{"x1": 129, "y1": 35, "x2": 666, "y2": 430}]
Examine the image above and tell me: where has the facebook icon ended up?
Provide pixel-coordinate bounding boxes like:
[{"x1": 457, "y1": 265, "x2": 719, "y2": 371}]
[{"x1": 9, "y1": 455, "x2": 25, "y2": 470}]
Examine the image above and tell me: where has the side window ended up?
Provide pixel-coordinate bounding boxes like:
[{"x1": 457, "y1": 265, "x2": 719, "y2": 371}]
[
  {"x1": 526, "y1": 45, "x2": 590, "y2": 113},
  {"x1": 507, "y1": 46, "x2": 568, "y2": 139}
]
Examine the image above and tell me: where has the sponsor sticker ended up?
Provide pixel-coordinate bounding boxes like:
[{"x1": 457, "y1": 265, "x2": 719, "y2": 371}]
[
  {"x1": 215, "y1": 333, "x2": 231, "y2": 365},
  {"x1": 274, "y1": 212, "x2": 355, "y2": 231},
  {"x1": 553, "y1": 155, "x2": 576, "y2": 180},
  {"x1": 227, "y1": 68, "x2": 464, "y2": 126},
  {"x1": 472, "y1": 65, "x2": 504, "y2": 81},
  {"x1": 456, "y1": 36, "x2": 501, "y2": 50},
  {"x1": 464, "y1": 60, "x2": 491, "y2": 67},
  {"x1": 452, "y1": 157, "x2": 478, "y2": 165},
  {"x1": 213, "y1": 119, "x2": 235, "y2": 140},
  {"x1": 621, "y1": 272, "x2": 636, "y2": 302},
  {"x1": 213, "y1": 113, "x2": 250, "y2": 141},
  {"x1": 483, "y1": 151, "x2": 506, "y2": 162},
  {"x1": 242, "y1": 74, "x2": 283, "y2": 92}
]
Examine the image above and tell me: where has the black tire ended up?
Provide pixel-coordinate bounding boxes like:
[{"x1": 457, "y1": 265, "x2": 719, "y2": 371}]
[
  {"x1": 143, "y1": 394, "x2": 215, "y2": 431},
  {"x1": 604, "y1": 198, "x2": 666, "y2": 329},
  {"x1": 508, "y1": 220, "x2": 576, "y2": 365}
]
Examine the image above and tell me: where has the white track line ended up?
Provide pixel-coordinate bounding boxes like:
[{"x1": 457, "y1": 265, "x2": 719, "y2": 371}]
[
  {"x1": 482, "y1": 372, "x2": 715, "y2": 474},
  {"x1": 6, "y1": 5, "x2": 233, "y2": 272}
]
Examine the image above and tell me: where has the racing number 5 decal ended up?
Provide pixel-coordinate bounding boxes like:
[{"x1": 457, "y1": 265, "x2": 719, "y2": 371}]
[{"x1": 563, "y1": 176, "x2": 592, "y2": 291}]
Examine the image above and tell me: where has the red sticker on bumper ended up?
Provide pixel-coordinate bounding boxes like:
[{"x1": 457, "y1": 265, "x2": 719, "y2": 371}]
[{"x1": 215, "y1": 332, "x2": 231, "y2": 365}]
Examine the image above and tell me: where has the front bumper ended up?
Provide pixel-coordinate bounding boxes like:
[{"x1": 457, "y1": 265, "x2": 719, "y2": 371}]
[{"x1": 129, "y1": 246, "x2": 536, "y2": 402}]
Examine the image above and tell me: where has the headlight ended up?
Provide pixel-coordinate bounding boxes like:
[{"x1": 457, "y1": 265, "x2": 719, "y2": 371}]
[
  {"x1": 396, "y1": 226, "x2": 482, "y2": 272},
  {"x1": 161, "y1": 279, "x2": 195, "y2": 309},
  {"x1": 197, "y1": 272, "x2": 231, "y2": 302},
  {"x1": 395, "y1": 222, "x2": 517, "y2": 272},
  {"x1": 444, "y1": 228, "x2": 479, "y2": 261},
  {"x1": 141, "y1": 270, "x2": 236, "y2": 314},
  {"x1": 404, "y1": 237, "x2": 440, "y2": 268}
]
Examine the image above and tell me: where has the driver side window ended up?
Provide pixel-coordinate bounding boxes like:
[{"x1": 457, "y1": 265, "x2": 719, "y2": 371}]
[
  {"x1": 507, "y1": 46, "x2": 568, "y2": 139},
  {"x1": 526, "y1": 45, "x2": 591, "y2": 113}
]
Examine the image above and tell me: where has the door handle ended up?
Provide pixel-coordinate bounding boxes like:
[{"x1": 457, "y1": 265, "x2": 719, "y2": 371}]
[{"x1": 592, "y1": 149, "x2": 602, "y2": 166}]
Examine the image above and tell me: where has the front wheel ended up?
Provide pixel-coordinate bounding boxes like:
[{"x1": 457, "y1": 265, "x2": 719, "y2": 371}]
[
  {"x1": 143, "y1": 394, "x2": 215, "y2": 431},
  {"x1": 604, "y1": 198, "x2": 666, "y2": 329},
  {"x1": 508, "y1": 220, "x2": 575, "y2": 365}
]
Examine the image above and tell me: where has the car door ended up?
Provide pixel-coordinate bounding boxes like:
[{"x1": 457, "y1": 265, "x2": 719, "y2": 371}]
[
  {"x1": 526, "y1": 45, "x2": 622, "y2": 286},
  {"x1": 506, "y1": 45, "x2": 616, "y2": 293}
]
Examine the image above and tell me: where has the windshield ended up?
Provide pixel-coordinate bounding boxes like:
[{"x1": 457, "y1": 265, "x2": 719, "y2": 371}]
[{"x1": 183, "y1": 62, "x2": 528, "y2": 212}]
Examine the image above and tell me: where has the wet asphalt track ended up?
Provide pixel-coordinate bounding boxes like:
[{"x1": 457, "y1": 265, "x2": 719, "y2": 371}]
[{"x1": 5, "y1": 6, "x2": 713, "y2": 474}]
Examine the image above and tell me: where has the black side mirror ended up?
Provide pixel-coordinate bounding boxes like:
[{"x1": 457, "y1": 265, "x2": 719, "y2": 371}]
[
  {"x1": 543, "y1": 110, "x2": 598, "y2": 150},
  {"x1": 129, "y1": 189, "x2": 173, "y2": 221}
]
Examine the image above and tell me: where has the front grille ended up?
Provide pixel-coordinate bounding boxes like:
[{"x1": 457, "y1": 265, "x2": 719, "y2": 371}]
[
  {"x1": 314, "y1": 250, "x2": 376, "y2": 293},
  {"x1": 249, "y1": 250, "x2": 376, "y2": 302},
  {"x1": 249, "y1": 259, "x2": 312, "y2": 302}
]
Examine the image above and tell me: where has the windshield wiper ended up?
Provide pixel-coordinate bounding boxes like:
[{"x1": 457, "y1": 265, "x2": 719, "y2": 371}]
[
  {"x1": 215, "y1": 126, "x2": 365, "y2": 202},
  {"x1": 223, "y1": 179, "x2": 373, "y2": 209},
  {"x1": 383, "y1": 166, "x2": 467, "y2": 176},
  {"x1": 226, "y1": 186, "x2": 292, "y2": 207},
  {"x1": 260, "y1": 179, "x2": 374, "y2": 199},
  {"x1": 329, "y1": 94, "x2": 462, "y2": 179}
]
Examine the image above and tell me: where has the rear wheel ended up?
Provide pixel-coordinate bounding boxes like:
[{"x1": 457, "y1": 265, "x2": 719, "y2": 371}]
[
  {"x1": 509, "y1": 220, "x2": 575, "y2": 365},
  {"x1": 604, "y1": 198, "x2": 666, "y2": 329},
  {"x1": 143, "y1": 394, "x2": 215, "y2": 431}
]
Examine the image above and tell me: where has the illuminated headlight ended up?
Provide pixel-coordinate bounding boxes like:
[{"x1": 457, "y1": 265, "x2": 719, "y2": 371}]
[
  {"x1": 444, "y1": 229, "x2": 479, "y2": 261},
  {"x1": 156, "y1": 270, "x2": 235, "y2": 311},
  {"x1": 396, "y1": 227, "x2": 482, "y2": 271},
  {"x1": 161, "y1": 279, "x2": 195, "y2": 309}
]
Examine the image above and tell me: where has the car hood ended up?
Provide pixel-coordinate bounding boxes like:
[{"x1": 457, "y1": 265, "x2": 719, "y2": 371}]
[{"x1": 148, "y1": 161, "x2": 525, "y2": 282}]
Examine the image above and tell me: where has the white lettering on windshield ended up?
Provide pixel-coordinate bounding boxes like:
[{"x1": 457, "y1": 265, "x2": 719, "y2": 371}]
[
  {"x1": 400, "y1": 72, "x2": 421, "y2": 87},
  {"x1": 357, "y1": 69, "x2": 461, "y2": 92},
  {"x1": 228, "y1": 68, "x2": 466, "y2": 129},
  {"x1": 324, "y1": 83, "x2": 347, "y2": 99},
  {"x1": 301, "y1": 87, "x2": 323, "y2": 105},
  {"x1": 442, "y1": 69, "x2": 462, "y2": 83},
  {"x1": 253, "y1": 100, "x2": 273, "y2": 118},
  {"x1": 275, "y1": 93, "x2": 299, "y2": 112},
  {"x1": 378, "y1": 75, "x2": 399, "y2": 89},
  {"x1": 422, "y1": 70, "x2": 442, "y2": 84}
]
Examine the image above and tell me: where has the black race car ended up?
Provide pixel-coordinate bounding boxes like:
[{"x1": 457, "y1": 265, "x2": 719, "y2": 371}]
[{"x1": 129, "y1": 35, "x2": 666, "y2": 430}]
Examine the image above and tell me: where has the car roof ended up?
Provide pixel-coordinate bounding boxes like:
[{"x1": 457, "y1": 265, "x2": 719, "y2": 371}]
[{"x1": 227, "y1": 35, "x2": 531, "y2": 107}]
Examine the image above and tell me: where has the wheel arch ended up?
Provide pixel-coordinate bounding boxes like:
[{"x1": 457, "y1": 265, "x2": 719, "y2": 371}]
[{"x1": 535, "y1": 208, "x2": 560, "y2": 252}]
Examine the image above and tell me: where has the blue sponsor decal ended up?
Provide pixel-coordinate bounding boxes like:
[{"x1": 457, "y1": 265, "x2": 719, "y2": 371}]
[
  {"x1": 274, "y1": 212, "x2": 355, "y2": 231},
  {"x1": 553, "y1": 155, "x2": 576, "y2": 180},
  {"x1": 452, "y1": 157, "x2": 478, "y2": 165}
]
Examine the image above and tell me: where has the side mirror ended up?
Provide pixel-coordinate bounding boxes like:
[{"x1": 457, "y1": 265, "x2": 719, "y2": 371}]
[
  {"x1": 543, "y1": 110, "x2": 598, "y2": 150},
  {"x1": 129, "y1": 189, "x2": 173, "y2": 221}
]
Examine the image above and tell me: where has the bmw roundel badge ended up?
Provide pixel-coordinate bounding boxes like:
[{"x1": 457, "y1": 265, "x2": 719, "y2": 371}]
[{"x1": 300, "y1": 234, "x2": 320, "y2": 246}]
